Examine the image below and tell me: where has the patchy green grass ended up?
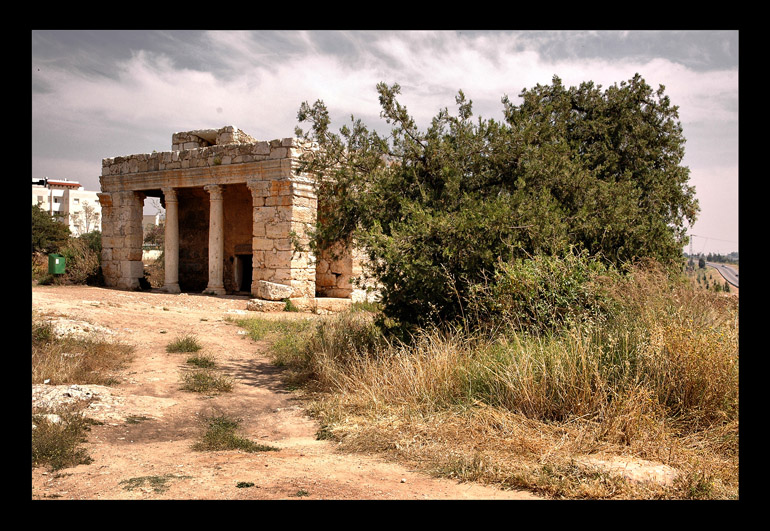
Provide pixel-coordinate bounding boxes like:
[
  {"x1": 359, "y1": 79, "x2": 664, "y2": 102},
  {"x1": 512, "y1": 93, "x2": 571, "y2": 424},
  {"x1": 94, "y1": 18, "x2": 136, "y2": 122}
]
[
  {"x1": 179, "y1": 369, "x2": 233, "y2": 394},
  {"x1": 233, "y1": 316, "x2": 315, "y2": 342},
  {"x1": 166, "y1": 333, "x2": 203, "y2": 353},
  {"x1": 192, "y1": 412, "x2": 280, "y2": 453},
  {"x1": 119, "y1": 474, "x2": 192, "y2": 494},
  {"x1": 233, "y1": 316, "x2": 321, "y2": 388},
  {"x1": 186, "y1": 353, "x2": 217, "y2": 369}
]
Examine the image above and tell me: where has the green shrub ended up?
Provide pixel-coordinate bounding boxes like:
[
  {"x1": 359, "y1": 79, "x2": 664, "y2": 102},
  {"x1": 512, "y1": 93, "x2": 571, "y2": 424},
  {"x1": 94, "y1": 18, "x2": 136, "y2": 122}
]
[
  {"x1": 296, "y1": 77, "x2": 698, "y2": 331},
  {"x1": 467, "y1": 248, "x2": 617, "y2": 334},
  {"x1": 180, "y1": 369, "x2": 232, "y2": 394}
]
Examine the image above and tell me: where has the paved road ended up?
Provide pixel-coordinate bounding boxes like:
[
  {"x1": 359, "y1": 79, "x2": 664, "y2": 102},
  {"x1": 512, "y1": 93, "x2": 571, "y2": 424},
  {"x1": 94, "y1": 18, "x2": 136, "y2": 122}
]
[{"x1": 706, "y1": 262, "x2": 739, "y2": 288}]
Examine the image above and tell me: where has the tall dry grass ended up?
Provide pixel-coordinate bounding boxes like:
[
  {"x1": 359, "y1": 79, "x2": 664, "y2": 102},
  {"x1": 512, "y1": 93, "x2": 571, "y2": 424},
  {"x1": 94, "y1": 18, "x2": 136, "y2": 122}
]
[
  {"x1": 248, "y1": 260, "x2": 738, "y2": 498},
  {"x1": 32, "y1": 316, "x2": 135, "y2": 386}
]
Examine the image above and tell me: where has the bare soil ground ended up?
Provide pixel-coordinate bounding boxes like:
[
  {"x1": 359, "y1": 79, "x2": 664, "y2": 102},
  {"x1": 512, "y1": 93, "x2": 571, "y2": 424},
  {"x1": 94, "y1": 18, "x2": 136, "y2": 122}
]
[{"x1": 31, "y1": 285, "x2": 541, "y2": 500}]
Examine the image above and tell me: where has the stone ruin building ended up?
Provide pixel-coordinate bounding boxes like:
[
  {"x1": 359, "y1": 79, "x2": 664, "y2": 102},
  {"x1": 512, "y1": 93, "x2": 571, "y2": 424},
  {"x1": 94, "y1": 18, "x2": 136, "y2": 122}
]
[{"x1": 98, "y1": 126, "x2": 371, "y2": 311}]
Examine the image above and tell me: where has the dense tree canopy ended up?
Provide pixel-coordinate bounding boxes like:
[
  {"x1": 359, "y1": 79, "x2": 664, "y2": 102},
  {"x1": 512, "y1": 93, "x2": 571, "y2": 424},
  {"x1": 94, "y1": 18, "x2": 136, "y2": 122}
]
[{"x1": 295, "y1": 75, "x2": 699, "y2": 328}]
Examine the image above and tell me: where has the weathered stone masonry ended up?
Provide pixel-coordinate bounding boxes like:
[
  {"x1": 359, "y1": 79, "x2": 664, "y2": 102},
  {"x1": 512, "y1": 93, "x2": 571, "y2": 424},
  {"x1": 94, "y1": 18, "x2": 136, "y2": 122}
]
[{"x1": 99, "y1": 125, "x2": 365, "y2": 304}]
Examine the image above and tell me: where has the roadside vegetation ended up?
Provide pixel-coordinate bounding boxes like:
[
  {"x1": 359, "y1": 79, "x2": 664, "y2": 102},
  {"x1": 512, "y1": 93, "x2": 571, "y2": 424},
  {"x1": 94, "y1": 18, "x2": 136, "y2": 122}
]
[
  {"x1": 685, "y1": 261, "x2": 738, "y2": 295},
  {"x1": 32, "y1": 205, "x2": 104, "y2": 287}
]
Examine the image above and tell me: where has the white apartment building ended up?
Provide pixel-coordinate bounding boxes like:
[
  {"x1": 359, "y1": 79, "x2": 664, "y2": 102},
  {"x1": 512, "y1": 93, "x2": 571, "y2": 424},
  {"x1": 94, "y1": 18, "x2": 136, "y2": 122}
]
[{"x1": 32, "y1": 179, "x2": 102, "y2": 236}]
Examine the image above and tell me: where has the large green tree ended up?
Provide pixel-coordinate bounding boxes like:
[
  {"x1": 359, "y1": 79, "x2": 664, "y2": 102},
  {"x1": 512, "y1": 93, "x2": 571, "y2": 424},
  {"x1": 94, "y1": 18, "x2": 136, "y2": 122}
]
[
  {"x1": 295, "y1": 75, "x2": 699, "y2": 328},
  {"x1": 503, "y1": 74, "x2": 698, "y2": 264}
]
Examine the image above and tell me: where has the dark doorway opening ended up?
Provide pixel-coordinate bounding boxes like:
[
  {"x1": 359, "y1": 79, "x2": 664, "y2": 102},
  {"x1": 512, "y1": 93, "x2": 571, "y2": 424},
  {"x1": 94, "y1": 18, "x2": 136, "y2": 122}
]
[{"x1": 236, "y1": 254, "x2": 253, "y2": 293}]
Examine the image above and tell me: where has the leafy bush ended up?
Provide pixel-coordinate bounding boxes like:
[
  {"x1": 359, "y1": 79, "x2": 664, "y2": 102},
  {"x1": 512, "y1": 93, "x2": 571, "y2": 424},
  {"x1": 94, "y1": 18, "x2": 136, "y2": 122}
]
[
  {"x1": 466, "y1": 248, "x2": 618, "y2": 334},
  {"x1": 78, "y1": 230, "x2": 102, "y2": 255}
]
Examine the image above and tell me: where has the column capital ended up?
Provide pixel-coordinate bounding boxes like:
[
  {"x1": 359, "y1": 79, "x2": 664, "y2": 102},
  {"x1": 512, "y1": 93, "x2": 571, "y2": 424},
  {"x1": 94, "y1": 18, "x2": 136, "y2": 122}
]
[
  {"x1": 96, "y1": 192, "x2": 113, "y2": 208},
  {"x1": 162, "y1": 187, "x2": 178, "y2": 202},
  {"x1": 204, "y1": 184, "x2": 224, "y2": 200}
]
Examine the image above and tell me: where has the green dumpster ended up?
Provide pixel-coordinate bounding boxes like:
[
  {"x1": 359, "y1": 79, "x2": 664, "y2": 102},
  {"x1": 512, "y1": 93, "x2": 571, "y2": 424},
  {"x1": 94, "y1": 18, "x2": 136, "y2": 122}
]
[{"x1": 48, "y1": 254, "x2": 66, "y2": 275}]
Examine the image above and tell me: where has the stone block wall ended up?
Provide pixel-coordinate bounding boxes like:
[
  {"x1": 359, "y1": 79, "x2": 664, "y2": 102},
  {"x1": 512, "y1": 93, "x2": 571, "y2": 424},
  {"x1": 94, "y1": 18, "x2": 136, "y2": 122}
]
[
  {"x1": 316, "y1": 241, "x2": 354, "y2": 298},
  {"x1": 248, "y1": 178, "x2": 317, "y2": 298},
  {"x1": 97, "y1": 190, "x2": 144, "y2": 290},
  {"x1": 316, "y1": 243, "x2": 379, "y2": 302},
  {"x1": 103, "y1": 136, "x2": 312, "y2": 177},
  {"x1": 170, "y1": 126, "x2": 257, "y2": 151}
]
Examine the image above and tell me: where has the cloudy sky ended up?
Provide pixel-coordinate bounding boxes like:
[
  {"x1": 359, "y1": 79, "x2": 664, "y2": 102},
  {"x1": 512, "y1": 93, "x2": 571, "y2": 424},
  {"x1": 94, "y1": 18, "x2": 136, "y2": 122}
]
[{"x1": 31, "y1": 30, "x2": 739, "y2": 255}]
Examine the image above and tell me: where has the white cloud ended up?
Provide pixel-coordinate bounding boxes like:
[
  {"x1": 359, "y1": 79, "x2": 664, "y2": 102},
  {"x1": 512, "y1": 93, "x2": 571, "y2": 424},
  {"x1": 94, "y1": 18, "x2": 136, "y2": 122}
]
[
  {"x1": 33, "y1": 31, "x2": 738, "y2": 146},
  {"x1": 31, "y1": 30, "x2": 739, "y2": 250}
]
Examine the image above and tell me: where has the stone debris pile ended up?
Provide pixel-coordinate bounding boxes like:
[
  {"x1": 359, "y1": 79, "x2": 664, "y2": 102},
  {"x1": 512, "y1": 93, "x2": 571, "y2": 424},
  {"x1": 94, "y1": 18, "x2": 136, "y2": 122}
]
[{"x1": 44, "y1": 318, "x2": 117, "y2": 339}]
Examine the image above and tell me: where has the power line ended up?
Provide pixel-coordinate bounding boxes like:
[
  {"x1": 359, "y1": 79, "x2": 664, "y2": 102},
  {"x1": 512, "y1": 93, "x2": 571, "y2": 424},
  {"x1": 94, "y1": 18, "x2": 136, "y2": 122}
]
[
  {"x1": 690, "y1": 234, "x2": 737, "y2": 244},
  {"x1": 688, "y1": 234, "x2": 738, "y2": 256}
]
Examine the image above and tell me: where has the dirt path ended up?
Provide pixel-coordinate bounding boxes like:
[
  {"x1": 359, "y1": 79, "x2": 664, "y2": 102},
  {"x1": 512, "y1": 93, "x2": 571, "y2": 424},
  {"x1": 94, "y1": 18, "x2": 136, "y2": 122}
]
[{"x1": 31, "y1": 285, "x2": 541, "y2": 500}]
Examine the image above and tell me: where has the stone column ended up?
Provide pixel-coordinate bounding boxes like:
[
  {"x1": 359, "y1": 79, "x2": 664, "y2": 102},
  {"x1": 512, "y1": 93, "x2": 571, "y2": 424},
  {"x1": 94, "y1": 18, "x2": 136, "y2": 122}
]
[
  {"x1": 203, "y1": 184, "x2": 226, "y2": 295},
  {"x1": 162, "y1": 187, "x2": 180, "y2": 293}
]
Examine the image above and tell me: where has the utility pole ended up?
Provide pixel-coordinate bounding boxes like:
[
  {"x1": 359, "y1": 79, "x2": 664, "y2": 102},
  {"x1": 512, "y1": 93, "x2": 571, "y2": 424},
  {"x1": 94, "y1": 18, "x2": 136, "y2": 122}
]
[{"x1": 689, "y1": 233, "x2": 695, "y2": 270}]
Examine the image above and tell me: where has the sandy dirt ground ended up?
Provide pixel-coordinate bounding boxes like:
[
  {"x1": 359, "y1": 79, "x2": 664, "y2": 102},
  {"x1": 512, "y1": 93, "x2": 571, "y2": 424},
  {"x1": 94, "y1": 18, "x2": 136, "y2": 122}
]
[{"x1": 31, "y1": 284, "x2": 542, "y2": 500}]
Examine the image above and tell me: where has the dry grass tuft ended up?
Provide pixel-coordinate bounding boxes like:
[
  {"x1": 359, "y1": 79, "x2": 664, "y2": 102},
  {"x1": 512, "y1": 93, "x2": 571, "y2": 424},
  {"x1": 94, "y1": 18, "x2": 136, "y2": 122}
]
[{"x1": 32, "y1": 314, "x2": 134, "y2": 386}]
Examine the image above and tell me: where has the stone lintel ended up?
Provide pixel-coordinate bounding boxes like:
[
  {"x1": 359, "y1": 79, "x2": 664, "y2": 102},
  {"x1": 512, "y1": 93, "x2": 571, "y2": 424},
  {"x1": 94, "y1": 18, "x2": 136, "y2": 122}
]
[{"x1": 99, "y1": 159, "x2": 290, "y2": 194}]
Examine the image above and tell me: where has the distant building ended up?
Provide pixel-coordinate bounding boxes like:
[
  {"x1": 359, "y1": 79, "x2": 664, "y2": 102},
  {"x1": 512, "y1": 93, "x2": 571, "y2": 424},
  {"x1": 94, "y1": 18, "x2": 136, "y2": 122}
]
[
  {"x1": 32, "y1": 178, "x2": 102, "y2": 236},
  {"x1": 142, "y1": 212, "x2": 164, "y2": 232}
]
